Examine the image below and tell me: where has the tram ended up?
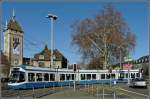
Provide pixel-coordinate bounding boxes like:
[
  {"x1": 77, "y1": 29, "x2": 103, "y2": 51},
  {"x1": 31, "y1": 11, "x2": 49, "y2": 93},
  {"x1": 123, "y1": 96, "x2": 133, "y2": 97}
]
[{"x1": 8, "y1": 65, "x2": 141, "y2": 89}]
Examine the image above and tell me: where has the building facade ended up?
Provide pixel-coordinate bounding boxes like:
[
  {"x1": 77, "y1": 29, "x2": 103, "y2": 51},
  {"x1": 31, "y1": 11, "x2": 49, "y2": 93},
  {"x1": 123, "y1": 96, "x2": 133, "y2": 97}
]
[
  {"x1": 3, "y1": 10, "x2": 68, "y2": 70},
  {"x1": 32, "y1": 45, "x2": 68, "y2": 68},
  {"x1": 3, "y1": 12, "x2": 23, "y2": 66}
]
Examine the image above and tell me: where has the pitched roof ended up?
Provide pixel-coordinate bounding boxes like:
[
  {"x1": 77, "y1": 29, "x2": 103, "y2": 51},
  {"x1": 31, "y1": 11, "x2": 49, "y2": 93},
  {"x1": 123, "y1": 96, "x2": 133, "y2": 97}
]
[
  {"x1": 34, "y1": 45, "x2": 67, "y2": 61},
  {"x1": 7, "y1": 19, "x2": 23, "y2": 33}
]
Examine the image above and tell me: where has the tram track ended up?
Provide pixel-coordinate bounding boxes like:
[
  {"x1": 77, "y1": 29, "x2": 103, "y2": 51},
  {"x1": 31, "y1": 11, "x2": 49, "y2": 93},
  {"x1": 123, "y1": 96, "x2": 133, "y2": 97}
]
[
  {"x1": 1, "y1": 87, "x2": 66, "y2": 98},
  {"x1": 78, "y1": 84, "x2": 147, "y2": 99},
  {"x1": 113, "y1": 87, "x2": 148, "y2": 98},
  {"x1": 103, "y1": 85, "x2": 148, "y2": 98},
  {"x1": 2, "y1": 89, "x2": 18, "y2": 97},
  {"x1": 2, "y1": 84, "x2": 148, "y2": 98}
]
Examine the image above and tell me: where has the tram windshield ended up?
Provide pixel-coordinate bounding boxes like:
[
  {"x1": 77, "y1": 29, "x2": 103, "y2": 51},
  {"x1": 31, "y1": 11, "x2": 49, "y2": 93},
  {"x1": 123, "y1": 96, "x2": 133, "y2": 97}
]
[{"x1": 9, "y1": 71, "x2": 25, "y2": 83}]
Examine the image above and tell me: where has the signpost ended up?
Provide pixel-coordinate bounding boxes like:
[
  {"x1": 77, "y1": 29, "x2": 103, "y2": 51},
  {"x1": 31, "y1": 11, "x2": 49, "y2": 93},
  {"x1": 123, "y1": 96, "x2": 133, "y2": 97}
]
[
  {"x1": 109, "y1": 68, "x2": 112, "y2": 87},
  {"x1": 73, "y1": 64, "x2": 77, "y2": 92}
]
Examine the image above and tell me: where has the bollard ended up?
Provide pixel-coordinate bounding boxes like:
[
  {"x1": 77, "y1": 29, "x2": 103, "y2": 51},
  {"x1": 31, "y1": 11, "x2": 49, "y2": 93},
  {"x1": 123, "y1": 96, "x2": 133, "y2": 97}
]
[
  {"x1": 17, "y1": 89, "x2": 20, "y2": 99},
  {"x1": 32, "y1": 87, "x2": 35, "y2": 99},
  {"x1": 84, "y1": 83, "x2": 86, "y2": 89},
  {"x1": 69, "y1": 82, "x2": 71, "y2": 88},
  {"x1": 88, "y1": 84, "x2": 90, "y2": 93},
  {"x1": 44, "y1": 84, "x2": 45, "y2": 89},
  {"x1": 92, "y1": 84, "x2": 94, "y2": 95},
  {"x1": 113, "y1": 91, "x2": 116, "y2": 99},
  {"x1": 96, "y1": 86, "x2": 99, "y2": 99},
  {"x1": 102, "y1": 88, "x2": 104, "y2": 99},
  {"x1": 53, "y1": 83, "x2": 55, "y2": 91},
  {"x1": 61, "y1": 83, "x2": 63, "y2": 90},
  {"x1": 73, "y1": 81, "x2": 76, "y2": 92}
]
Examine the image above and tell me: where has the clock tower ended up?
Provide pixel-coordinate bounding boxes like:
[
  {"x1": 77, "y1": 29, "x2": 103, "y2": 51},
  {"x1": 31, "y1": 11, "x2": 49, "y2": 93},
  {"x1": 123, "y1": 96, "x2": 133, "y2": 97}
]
[{"x1": 4, "y1": 10, "x2": 23, "y2": 66}]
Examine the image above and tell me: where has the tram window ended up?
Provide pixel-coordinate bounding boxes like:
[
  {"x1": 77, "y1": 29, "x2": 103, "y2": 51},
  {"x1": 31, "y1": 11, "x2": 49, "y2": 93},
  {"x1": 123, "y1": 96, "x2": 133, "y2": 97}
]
[
  {"x1": 66, "y1": 74, "x2": 70, "y2": 80},
  {"x1": 50, "y1": 74, "x2": 55, "y2": 81},
  {"x1": 87, "y1": 74, "x2": 91, "y2": 80},
  {"x1": 72, "y1": 74, "x2": 74, "y2": 80},
  {"x1": 120, "y1": 73, "x2": 124, "y2": 78},
  {"x1": 101, "y1": 74, "x2": 105, "y2": 79},
  {"x1": 111, "y1": 74, "x2": 115, "y2": 79},
  {"x1": 44, "y1": 73, "x2": 49, "y2": 81},
  {"x1": 36, "y1": 73, "x2": 42, "y2": 81},
  {"x1": 60, "y1": 74, "x2": 65, "y2": 81},
  {"x1": 131, "y1": 73, "x2": 135, "y2": 78},
  {"x1": 106, "y1": 74, "x2": 110, "y2": 79},
  {"x1": 28, "y1": 73, "x2": 35, "y2": 82},
  {"x1": 81, "y1": 74, "x2": 85, "y2": 80},
  {"x1": 92, "y1": 74, "x2": 96, "y2": 80},
  {"x1": 136, "y1": 73, "x2": 140, "y2": 78},
  {"x1": 126, "y1": 73, "x2": 128, "y2": 78},
  {"x1": 19, "y1": 72, "x2": 25, "y2": 82}
]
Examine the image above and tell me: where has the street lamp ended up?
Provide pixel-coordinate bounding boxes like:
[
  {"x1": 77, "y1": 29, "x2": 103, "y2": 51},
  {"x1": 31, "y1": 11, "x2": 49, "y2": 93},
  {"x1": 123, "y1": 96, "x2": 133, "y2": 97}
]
[{"x1": 46, "y1": 14, "x2": 57, "y2": 68}]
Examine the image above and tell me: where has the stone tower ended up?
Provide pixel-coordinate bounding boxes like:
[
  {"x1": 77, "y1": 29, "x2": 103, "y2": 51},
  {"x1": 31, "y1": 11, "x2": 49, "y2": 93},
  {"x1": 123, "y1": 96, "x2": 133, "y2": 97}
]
[{"x1": 4, "y1": 9, "x2": 23, "y2": 66}]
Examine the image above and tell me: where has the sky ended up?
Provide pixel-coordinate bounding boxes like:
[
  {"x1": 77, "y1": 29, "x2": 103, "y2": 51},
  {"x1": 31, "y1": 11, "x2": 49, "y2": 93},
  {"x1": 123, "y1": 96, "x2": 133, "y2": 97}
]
[{"x1": 2, "y1": 1, "x2": 149, "y2": 64}]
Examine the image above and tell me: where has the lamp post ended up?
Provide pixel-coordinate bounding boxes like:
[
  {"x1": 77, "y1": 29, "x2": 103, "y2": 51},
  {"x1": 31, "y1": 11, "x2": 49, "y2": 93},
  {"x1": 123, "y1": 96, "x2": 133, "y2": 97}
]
[
  {"x1": 46, "y1": 14, "x2": 57, "y2": 68},
  {"x1": 73, "y1": 64, "x2": 77, "y2": 92}
]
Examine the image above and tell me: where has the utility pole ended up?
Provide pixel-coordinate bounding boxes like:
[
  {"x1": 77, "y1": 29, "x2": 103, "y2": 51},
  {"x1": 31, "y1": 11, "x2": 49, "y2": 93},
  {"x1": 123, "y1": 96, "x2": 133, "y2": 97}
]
[{"x1": 46, "y1": 14, "x2": 57, "y2": 68}]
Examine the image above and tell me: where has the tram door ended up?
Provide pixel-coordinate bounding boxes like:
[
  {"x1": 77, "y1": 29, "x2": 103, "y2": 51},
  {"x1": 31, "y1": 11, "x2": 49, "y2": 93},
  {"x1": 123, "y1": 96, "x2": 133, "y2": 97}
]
[{"x1": 119, "y1": 71, "x2": 125, "y2": 80}]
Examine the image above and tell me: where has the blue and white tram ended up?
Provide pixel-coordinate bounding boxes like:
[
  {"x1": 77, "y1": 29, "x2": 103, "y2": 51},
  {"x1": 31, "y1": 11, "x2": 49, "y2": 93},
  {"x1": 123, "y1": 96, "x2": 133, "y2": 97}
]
[{"x1": 8, "y1": 65, "x2": 142, "y2": 89}]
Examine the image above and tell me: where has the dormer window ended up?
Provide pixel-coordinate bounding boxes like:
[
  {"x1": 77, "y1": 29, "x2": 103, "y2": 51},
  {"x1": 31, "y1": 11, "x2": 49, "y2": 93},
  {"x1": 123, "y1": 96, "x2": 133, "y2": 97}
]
[
  {"x1": 53, "y1": 55, "x2": 56, "y2": 60},
  {"x1": 39, "y1": 55, "x2": 44, "y2": 60}
]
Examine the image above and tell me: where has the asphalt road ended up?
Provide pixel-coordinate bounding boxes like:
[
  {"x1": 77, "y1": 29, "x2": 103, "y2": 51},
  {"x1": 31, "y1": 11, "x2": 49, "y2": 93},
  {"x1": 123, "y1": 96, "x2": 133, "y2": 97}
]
[
  {"x1": 116, "y1": 83, "x2": 148, "y2": 96},
  {"x1": 1, "y1": 83, "x2": 149, "y2": 99}
]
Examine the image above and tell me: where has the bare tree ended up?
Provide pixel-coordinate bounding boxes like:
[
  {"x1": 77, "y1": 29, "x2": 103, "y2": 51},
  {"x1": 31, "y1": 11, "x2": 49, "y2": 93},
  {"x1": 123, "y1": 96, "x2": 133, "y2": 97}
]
[{"x1": 71, "y1": 4, "x2": 136, "y2": 69}]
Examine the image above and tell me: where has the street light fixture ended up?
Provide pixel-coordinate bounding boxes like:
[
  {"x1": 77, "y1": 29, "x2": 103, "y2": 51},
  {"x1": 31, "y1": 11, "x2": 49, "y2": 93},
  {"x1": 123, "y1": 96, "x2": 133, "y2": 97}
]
[{"x1": 46, "y1": 14, "x2": 57, "y2": 68}]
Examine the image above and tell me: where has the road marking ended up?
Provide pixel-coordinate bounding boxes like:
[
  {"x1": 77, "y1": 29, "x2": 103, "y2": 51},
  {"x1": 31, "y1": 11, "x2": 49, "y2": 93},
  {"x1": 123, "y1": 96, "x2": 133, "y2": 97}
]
[{"x1": 116, "y1": 87, "x2": 148, "y2": 97}]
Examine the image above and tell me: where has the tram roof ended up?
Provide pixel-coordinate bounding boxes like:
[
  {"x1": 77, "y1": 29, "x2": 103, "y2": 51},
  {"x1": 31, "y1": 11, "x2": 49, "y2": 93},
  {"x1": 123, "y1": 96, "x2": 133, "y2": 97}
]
[{"x1": 12, "y1": 65, "x2": 139, "y2": 73}]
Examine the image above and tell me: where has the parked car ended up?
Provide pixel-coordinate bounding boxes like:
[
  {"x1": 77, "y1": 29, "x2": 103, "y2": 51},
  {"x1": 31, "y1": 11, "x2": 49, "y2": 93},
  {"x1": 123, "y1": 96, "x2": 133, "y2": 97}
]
[{"x1": 129, "y1": 78, "x2": 147, "y2": 88}]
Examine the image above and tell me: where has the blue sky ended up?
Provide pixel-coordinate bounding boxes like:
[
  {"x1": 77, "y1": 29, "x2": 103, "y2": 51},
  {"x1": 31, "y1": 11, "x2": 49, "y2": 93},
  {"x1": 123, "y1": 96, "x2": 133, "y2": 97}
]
[{"x1": 2, "y1": 1, "x2": 149, "y2": 64}]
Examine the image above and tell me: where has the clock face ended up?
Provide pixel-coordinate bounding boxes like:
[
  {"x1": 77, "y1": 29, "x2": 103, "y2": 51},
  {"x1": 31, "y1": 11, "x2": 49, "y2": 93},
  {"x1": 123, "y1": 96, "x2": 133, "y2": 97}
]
[{"x1": 13, "y1": 38, "x2": 20, "y2": 54}]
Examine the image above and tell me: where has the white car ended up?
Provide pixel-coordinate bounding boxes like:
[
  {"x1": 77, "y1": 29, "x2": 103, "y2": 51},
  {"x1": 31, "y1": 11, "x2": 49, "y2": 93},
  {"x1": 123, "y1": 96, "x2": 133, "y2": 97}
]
[{"x1": 129, "y1": 78, "x2": 147, "y2": 88}]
